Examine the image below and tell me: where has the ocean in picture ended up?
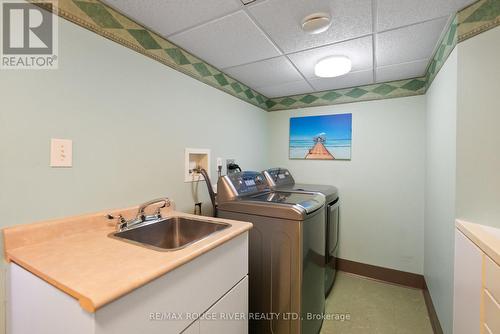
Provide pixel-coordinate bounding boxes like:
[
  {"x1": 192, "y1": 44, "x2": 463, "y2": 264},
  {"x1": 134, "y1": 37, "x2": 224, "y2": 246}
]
[{"x1": 289, "y1": 114, "x2": 352, "y2": 160}]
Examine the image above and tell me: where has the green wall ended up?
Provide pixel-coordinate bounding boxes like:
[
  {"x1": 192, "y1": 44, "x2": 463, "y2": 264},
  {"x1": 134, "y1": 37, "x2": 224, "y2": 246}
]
[
  {"x1": 267, "y1": 96, "x2": 427, "y2": 275},
  {"x1": 1, "y1": 5, "x2": 499, "y2": 334},
  {"x1": 424, "y1": 26, "x2": 500, "y2": 334},
  {"x1": 456, "y1": 27, "x2": 500, "y2": 228},
  {"x1": 424, "y1": 48, "x2": 458, "y2": 334},
  {"x1": 0, "y1": 16, "x2": 269, "y2": 334}
]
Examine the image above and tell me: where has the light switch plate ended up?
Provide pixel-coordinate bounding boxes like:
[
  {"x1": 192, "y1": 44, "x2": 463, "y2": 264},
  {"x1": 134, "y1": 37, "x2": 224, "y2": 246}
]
[{"x1": 50, "y1": 138, "x2": 72, "y2": 167}]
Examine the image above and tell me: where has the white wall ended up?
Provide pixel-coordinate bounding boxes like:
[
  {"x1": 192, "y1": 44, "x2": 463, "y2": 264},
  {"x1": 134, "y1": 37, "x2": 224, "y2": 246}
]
[
  {"x1": 424, "y1": 49, "x2": 458, "y2": 334},
  {"x1": 0, "y1": 16, "x2": 268, "y2": 333},
  {"x1": 267, "y1": 96, "x2": 426, "y2": 274},
  {"x1": 456, "y1": 27, "x2": 500, "y2": 228}
]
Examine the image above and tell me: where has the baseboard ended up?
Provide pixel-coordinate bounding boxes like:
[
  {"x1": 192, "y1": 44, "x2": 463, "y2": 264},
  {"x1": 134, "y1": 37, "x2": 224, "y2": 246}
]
[
  {"x1": 337, "y1": 258, "x2": 425, "y2": 289},
  {"x1": 423, "y1": 281, "x2": 444, "y2": 334},
  {"x1": 336, "y1": 258, "x2": 443, "y2": 334}
]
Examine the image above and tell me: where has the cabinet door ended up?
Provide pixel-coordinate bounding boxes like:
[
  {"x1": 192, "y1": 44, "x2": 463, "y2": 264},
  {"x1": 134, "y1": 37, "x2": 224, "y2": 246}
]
[
  {"x1": 200, "y1": 276, "x2": 248, "y2": 334},
  {"x1": 182, "y1": 320, "x2": 199, "y2": 334},
  {"x1": 453, "y1": 229, "x2": 482, "y2": 334}
]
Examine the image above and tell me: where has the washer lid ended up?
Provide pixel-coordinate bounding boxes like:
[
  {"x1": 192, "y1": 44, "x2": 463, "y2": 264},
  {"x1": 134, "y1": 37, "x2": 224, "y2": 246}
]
[
  {"x1": 290, "y1": 183, "x2": 338, "y2": 197},
  {"x1": 249, "y1": 191, "x2": 325, "y2": 214},
  {"x1": 270, "y1": 183, "x2": 338, "y2": 203}
]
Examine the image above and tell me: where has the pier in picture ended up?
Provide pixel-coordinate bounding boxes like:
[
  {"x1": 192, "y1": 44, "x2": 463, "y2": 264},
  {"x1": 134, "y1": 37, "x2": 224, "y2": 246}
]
[{"x1": 289, "y1": 113, "x2": 352, "y2": 160}]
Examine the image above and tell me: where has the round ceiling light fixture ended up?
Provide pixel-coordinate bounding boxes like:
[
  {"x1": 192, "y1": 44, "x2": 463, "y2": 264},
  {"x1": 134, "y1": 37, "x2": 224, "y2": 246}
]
[
  {"x1": 301, "y1": 12, "x2": 331, "y2": 34},
  {"x1": 314, "y1": 56, "x2": 352, "y2": 78}
]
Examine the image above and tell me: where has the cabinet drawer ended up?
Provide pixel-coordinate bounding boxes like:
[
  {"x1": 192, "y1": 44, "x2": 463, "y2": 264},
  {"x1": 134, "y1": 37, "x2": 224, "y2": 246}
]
[
  {"x1": 182, "y1": 320, "x2": 200, "y2": 334},
  {"x1": 454, "y1": 230, "x2": 483, "y2": 334},
  {"x1": 200, "y1": 276, "x2": 248, "y2": 334},
  {"x1": 95, "y1": 233, "x2": 249, "y2": 334},
  {"x1": 485, "y1": 256, "x2": 500, "y2": 303},
  {"x1": 484, "y1": 290, "x2": 500, "y2": 334}
]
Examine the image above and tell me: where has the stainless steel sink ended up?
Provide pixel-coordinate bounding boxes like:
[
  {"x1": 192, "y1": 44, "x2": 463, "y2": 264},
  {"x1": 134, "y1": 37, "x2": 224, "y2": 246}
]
[{"x1": 109, "y1": 217, "x2": 231, "y2": 251}]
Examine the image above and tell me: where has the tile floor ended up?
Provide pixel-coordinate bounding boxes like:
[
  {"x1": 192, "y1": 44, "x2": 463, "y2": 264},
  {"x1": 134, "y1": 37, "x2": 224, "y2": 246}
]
[{"x1": 320, "y1": 272, "x2": 433, "y2": 334}]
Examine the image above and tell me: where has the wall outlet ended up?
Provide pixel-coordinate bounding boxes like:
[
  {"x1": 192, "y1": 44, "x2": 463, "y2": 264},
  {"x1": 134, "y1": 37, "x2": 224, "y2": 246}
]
[
  {"x1": 226, "y1": 158, "x2": 240, "y2": 174},
  {"x1": 50, "y1": 138, "x2": 72, "y2": 167}
]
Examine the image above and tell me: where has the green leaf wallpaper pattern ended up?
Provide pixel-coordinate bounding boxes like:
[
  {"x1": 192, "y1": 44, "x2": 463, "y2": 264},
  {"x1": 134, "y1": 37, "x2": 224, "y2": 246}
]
[
  {"x1": 29, "y1": 0, "x2": 500, "y2": 111},
  {"x1": 464, "y1": 0, "x2": 500, "y2": 23},
  {"x1": 127, "y1": 30, "x2": 162, "y2": 50},
  {"x1": 166, "y1": 48, "x2": 191, "y2": 65},
  {"x1": 74, "y1": 1, "x2": 122, "y2": 29}
]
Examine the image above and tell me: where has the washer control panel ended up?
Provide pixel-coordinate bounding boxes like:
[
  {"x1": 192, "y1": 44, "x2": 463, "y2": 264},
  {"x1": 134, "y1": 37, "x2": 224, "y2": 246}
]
[{"x1": 226, "y1": 171, "x2": 268, "y2": 196}]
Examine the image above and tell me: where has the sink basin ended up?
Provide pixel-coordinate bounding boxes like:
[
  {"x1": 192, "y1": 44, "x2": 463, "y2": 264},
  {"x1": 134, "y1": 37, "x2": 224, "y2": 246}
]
[{"x1": 110, "y1": 217, "x2": 231, "y2": 251}]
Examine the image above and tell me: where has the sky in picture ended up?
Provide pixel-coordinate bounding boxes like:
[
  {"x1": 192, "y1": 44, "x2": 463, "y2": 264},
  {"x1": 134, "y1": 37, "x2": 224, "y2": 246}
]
[{"x1": 289, "y1": 113, "x2": 352, "y2": 160}]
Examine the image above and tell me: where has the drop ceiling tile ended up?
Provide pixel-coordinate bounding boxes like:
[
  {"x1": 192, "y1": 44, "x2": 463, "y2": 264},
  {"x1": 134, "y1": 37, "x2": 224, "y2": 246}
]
[
  {"x1": 247, "y1": 0, "x2": 372, "y2": 53},
  {"x1": 169, "y1": 11, "x2": 281, "y2": 69},
  {"x1": 376, "y1": 0, "x2": 476, "y2": 31},
  {"x1": 224, "y1": 57, "x2": 304, "y2": 89},
  {"x1": 376, "y1": 59, "x2": 429, "y2": 83},
  {"x1": 308, "y1": 69, "x2": 374, "y2": 91},
  {"x1": 256, "y1": 80, "x2": 313, "y2": 98},
  {"x1": 102, "y1": 0, "x2": 241, "y2": 36},
  {"x1": 376, "y1": 17, "x2": 448, "y2": 67},
  {"x1": 288, "y1": 36, "x2": 373, "y2": 79}
]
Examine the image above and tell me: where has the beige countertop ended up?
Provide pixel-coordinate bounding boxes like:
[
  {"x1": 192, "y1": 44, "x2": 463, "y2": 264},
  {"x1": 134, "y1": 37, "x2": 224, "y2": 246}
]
[
  {"x1": 456, "y1": 219, "x2": 500, "y2": 265},
  {"x1": 3, "y1": 204, "x2": 252, "y2": 313}
]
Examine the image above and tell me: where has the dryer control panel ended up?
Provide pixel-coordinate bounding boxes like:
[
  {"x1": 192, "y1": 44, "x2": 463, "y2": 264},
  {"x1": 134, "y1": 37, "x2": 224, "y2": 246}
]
[{"x1": 263, "y1": 168, "x2": 295, "y2": 187}]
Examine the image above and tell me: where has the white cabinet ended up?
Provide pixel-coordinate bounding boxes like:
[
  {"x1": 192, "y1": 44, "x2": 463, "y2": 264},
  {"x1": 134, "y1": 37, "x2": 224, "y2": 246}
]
[
  {"x1": 453, "y1": 229, "x2": 483, "y2": 334},
  {"x1": 484, "y1": 256, "x2": 500, "y2": 334},
  {"x1": 8, "y1": 233, "x2": 249, "y2": 334},
  {"x1": 200, "y1": 276, "x2": 248, "y2": 334},
  {"x1": 182, "y1": 321, "x2": 199, "y2": 334},
  {"x1": 454, "y1": 226, "x2": 500, "y2": 334},
  {"x1": 178, "y1": 276, "x2": 248, "y2": 334}
]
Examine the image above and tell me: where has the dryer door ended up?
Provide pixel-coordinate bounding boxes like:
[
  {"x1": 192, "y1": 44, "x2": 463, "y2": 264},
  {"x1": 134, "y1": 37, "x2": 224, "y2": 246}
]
[{"x1": 325, "y1": 198, "x2": 340, "y2": 296}]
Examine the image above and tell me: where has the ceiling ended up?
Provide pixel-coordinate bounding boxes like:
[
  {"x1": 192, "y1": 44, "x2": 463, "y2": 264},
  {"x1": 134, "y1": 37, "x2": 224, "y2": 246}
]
[{"x1": 102, "y1": 0, "x2": 476, "y2": 98}]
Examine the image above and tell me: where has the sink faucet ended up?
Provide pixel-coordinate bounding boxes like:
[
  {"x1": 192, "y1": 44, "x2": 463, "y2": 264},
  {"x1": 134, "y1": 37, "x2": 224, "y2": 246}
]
[
  {"x1": 137, "y1": 198, "x2": 170, "y2": 221},
  {"x1": 107, "y1": 197, "x2": 170, "y2": 232}
]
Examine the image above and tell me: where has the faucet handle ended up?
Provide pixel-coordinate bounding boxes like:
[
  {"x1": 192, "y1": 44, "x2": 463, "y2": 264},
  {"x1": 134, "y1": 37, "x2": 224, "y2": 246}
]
[
  {"x1": 154, "y1": 206, "x2": 163, "y2": 218},
  {"x1": 137, "y1": 198, "x2": 170, "y2": 220},
  {"x1": 107, "y1": 213, "x2": 127, "y2": 231}
]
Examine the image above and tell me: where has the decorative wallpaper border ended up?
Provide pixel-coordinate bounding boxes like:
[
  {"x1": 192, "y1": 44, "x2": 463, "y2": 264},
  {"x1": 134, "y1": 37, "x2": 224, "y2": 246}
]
[
  {"x1": 458, "y1": 0, "x2": 500, "y2": 42},
  {"x1": 30, "y1": 0, "x2": 500, "y2": 111},
  {"x1": 265, "y1": 78, "x2": 427, "y2": 111},
  {"x1": 267, "y1": 0, "x2": 500, "y2": 111},
  {"x1": 31, "y1": 0, "x2": 268, "y2": 109},
  {"x1": 425, "y1": 16, "x2": 458, "y2": 90},
  {"x1": 423, "y1": 0, "x2": 500, "y2": 90}
]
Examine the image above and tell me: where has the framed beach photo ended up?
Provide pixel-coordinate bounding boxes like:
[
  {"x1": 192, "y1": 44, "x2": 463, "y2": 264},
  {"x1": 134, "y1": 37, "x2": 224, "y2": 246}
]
[{"x1": 289, "y1": 114, "x2": 352, "y2": 160}]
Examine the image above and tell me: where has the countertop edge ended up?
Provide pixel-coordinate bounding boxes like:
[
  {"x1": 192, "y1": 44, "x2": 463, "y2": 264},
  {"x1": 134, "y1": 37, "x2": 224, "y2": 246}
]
[
  {"x1": 97, "y1": 224, "x2": 252, "y2": 310},
  {"x1": 5, "y1": 208, "x2": 253, "y2": 313},
  {"x1": 7, "y1": 255, "x2": 97, "y2": 311},
  {"x1": 456, "y1": 219, "x2": 500, "y2": 266}
]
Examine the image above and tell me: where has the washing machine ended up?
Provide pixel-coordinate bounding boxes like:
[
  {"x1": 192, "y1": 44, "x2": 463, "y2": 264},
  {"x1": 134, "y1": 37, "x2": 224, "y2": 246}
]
[
  {"x1": 263, "y1": 168, "x2": 339, "y2": 297},
  {"x1": 217, "y1": 171, "x2": 326, "y2": 334}
]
